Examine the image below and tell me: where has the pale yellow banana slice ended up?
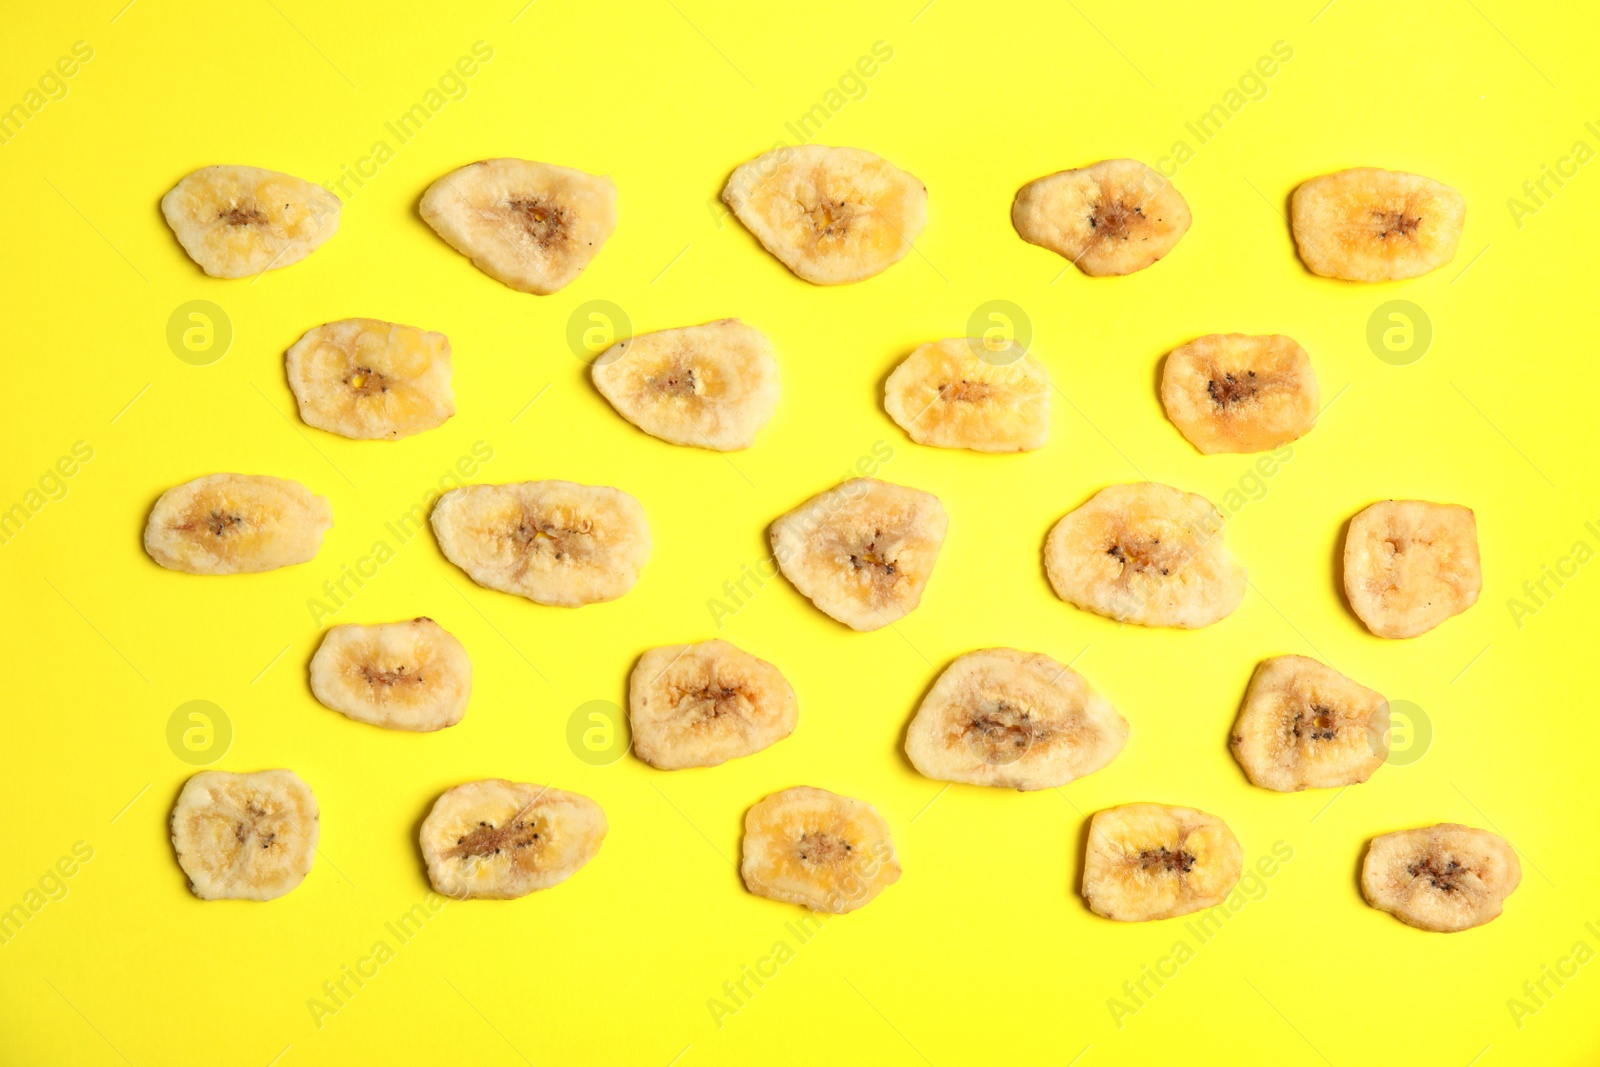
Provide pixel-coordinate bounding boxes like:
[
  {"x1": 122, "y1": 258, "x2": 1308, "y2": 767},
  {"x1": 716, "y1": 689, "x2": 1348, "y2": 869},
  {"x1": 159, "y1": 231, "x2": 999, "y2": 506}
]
[
  {"x1": 420, "y1": 779, "x2": 606, "y2": 900},
  {"x1": 144, "y1": 473, "x2": 332, "y2": 575},
  {"x1": 1361, "y1": 824, "x2": 1520, "y2": 932},
  {"x1": 883, "y1": 338, "x2": 1050, "y2": 452},
  {"x1": 592, "y1": 319, "x2": 779, "y2": 451},
  {"x1": 1290, "y1": 168, "x2": 1465, "y2": 282},
  {"x1": 309, "y1": 618, "x2": 471, "y2": 732},
  {"x1": 170, "y1": 769, "x2": 319, "y2": 901},
  {"x1": 1082, "y1": 803, "x2": 1242, "y2": 922},
  {"x1": 629, "y1": 640, "x2": 797, "y2": 770},
  {"x1": 286, "y1": 318, "x2": 454, "y2": 440},
  {"x1": 721, "y1": 144, "x2": 927, "y2": 285},
  {"x1": 430, "y1": 481, "x2": 650, "y2": 607},
  {"x1": 419, "y1": 158, "x2": 617, "y2": 294},
  {"x1": 770, "y1": 478, "x2": 948, "y2": 631},
  {"x1": 1230, "y1": 655, "x2": 1388, "y2": 792},
  {"x1": 161, "y1": 165, "x2": 340, "y2": 278},
  {"x1": 741, "y1": 786, "x2": 901, "y2": 914},
  {"x1": 1344, "y1": 500, "x2": 1481, "y2": 638},
  {"x1": 904, "y1": 648, "x2": 1127, "y2": 790},
  {"x1": 1160, "y1": 334, "x2": 1319, "y2": 454},
  {"x1": 1011, "y1": 159, "x2": 1191, "y2": 276}
]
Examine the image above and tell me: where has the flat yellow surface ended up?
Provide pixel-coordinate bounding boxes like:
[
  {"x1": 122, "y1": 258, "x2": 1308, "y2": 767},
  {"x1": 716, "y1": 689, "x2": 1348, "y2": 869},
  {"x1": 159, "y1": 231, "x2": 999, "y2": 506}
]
[{"x1": 3, "y1": 1, "x2": 1598, "y2": 1064}]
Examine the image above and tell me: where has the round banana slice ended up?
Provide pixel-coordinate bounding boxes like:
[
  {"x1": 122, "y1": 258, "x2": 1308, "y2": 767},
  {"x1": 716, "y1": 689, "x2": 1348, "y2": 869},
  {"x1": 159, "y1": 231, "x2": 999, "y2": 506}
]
[
  {"x1": 1290, "y1": 168, "x2": 1465, "y2": 282},
  {"x1": 420, "y1": 779, "x2": 606, "y2": 900},
  {"x1": 629, "y1": 640, "x2": 798, "y2": 770},
  {"x1": 592, "y1": 319, "x2": 780, "y2": 451},
  {"x1": 904, "y1": 648, "x2": 1127, "y2": 790},
  {"x1": 1159, "y1": 334, "x2": 1319, "y2": 454},
  {"x1": 741, "y1": 786, "x2": 901, "y2": 914},
  {"x1": 309, "y1": 618, "x2": 471, "y2": 732},
  {"x1": 1344, "y1": 500, "x2": 1481, "y2": 638},
  {"x1": 1011, "y1": 159, "x2": 1191, "y2": 277},
  {"x1": 430, "y1": 481, "x2": 651, "y2": 607},
  {"x1": 1044, "y1": 482, "x2": 1246, "y2": 628},
  {"x1": 1230, "y1": 655, "x2": 1388, "y2": 792},
  {"x1": 170, "y1": 769, "x2": 319, "y2": 901},
  {"x1": 1361, "y1": 824, "x2": 1520, "y2": 932},
  {"x1": 161, "y1": 165, "x2": 340, "y2": 279},
  {"x1": 721, "y1": 144, "x2": 928, "y2": 285},
  {"x1": 419, "y1": 158, "x2": 617, "y2": 295},
  {"x1": 1082, "y1": 803, "x2": 1242, "y2": 922},
  {"x1": 286, "y1": 318, "x2": 454, "y2": 441},
  {"x1": 144, "y1": 473, "x2": 333, "y2": 575},
  {"x1": 770, "y1": 478, "x2": 949, "y2": 631},
  {"x1": 883, "y1": 338, "x2": 1050, "y2": 452}
]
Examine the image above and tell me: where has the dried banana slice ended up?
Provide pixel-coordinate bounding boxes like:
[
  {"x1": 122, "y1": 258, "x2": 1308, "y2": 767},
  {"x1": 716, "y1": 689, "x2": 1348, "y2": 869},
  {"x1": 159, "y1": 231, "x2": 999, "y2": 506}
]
[
  {"x1": 1344, "y1": 500, "x2": 1481, "y2": 638},
  {"x1": 309, "y1": 618, "x2": 471, "y2": 732},
  {"x1": 430, "y1": 481, "x2": 650, "y2": 607},
  {"x1": 1082, "y1": 803, "x2": 1242, "y2": 922},
  {"x1": 770, "y1": 478, "x2": 948, "y2": 631},
  {"x1": 419, "y1": 158, "x2": 617, "y2": 295},
  {"x1": 1230, "y1": 655, "x2": 1388, "y2": 792},
  {"x1": 1290, "y1": 168, "x2": 1466, "y2": 282},
  {"x1": 161, "y1": 165, "x2": 340, "y2": 278},
  {"x1": 883, "y1": 338, "x2": 1050, "y2": 452},
  {"x1": 1044, "y1": 482, "x2": 1246, "y2": 628},
  {"x1": 1361, "y1": 824, "x2": 1520, "y2": 931},
  {"x1": 629, "y1": 640, "x2": 797, "y2": 769},
  {"x1": 904, "y1": 648, "x2": 1127, "y2": 790},
  {"x1": 170, "y1": 769, "x2": 319, "y2": 901},
  {"x1": 741, "y1": 786, "x2": 901, "y2": 913},
  {"x1": 1011, "y1": 159, "x2": 1191, "y2": 276},
  {"x1": 144, "y1": 473, "x2": 332, "y2": 575},
  {"x1": 420, "y1": 780, "x2": 606, "y2": 900},
  {"x1": 286, "y1": 318, "x2": 454, "y2": 441},
  {"x1": 592, "y1": 319, "x2": 780, "y2": 451},
  {"x1": 1160, "y1": 334, "x2": 1319, "y2": 454},
  {"x1": 721, "y1": 144, "x2": 927, "y2": 285}
]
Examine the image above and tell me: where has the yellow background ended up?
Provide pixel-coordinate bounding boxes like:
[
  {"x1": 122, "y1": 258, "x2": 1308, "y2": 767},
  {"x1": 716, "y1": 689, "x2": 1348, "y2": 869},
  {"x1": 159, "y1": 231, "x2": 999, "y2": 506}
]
[{"x1": 2, "y1": 0, "x2": 1598, "y2": 1063}]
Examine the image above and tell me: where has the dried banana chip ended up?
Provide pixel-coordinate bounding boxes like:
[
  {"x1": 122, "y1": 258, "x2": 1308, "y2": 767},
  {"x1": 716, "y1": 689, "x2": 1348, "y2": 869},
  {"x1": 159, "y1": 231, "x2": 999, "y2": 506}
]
[
  {"x1": 171, "y1": 769, "x2": 318, "y2": 900},
  {"x1": 420, "y1": 779, "x2": 606, "y2": 899},
  {"x1": 144, "y1": 473, "x2": 332, "y2": 575},
  {"x1": 1291, "y1": 168, "x2": 1465, "y2": 282},
  {"x1": 1230, "y1": 655, "x2": 1388, "y2": 791},
  {"x1": 1344, "y1": 500, "x2": 1481, "y2": 638},
  {"x1": 741, "y1": 786, "x2": 901, "y2": 913},
  {"x1": 1011, "y1": 159, "x2": 1191, "y2": 276},
  {"x1": 1362, "y1": 824, "x2": 1519, "y2": 931},
  {"x1": 161, "y1": 165, "x2": 339, "y2": 278},
  {"x1": 1082, "y1": 803, "x2": 1242, "y2": 922},
  {"x1": 286, "y1": 318, "x2": 454, "y2": 440},
  {"x1": 884, "y1": 338, "x2": 1050, "y2": 452},
  {"x1": 1160, "y1": 334, "x2": 1318, "y2": 454},
  {"x1": 309, "y1": 618, "x2": 471, "y2": 732}
]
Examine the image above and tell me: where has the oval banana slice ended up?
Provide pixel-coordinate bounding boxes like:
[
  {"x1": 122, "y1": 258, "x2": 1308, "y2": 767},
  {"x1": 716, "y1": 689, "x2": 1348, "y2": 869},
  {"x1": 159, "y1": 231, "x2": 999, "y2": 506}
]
[
  {"x1": 1344, "y1": 500, "x2": 1481, "y2": 638},
  {"x1": 1044, "y1": 482, "x2": 1246, "y2": 628},
  {"x1": 770, "y1": 478, "x2": 948, "y2": 631},
  {"x1": 1011, "y1": 159, "x2": 1191, "y2": 277},
  {"x1": 309, "y1": 618, "x2": 471, "y2": 732},
  {"x1": 883, "y1": 338, "x2": 1050, "y2": 452},
  {"x1": 170, "y1": 769, "x2": 319, "y2": 901},
  {"x1": 430, "y1": 481, "x2": 651, "y2": 607},
  {"x1": 1361, "y1": 824, "x2": 1520, "y2": 932},
  {"x1": 144, "y1": 473, "x2": 332, "y2": 575},
  {"x1": 1160, "y1": 334, "x2": 1319, "y2": 454},
  {"x1": 721, "y1": 144, "x2": 928, "y2": 285},
  {"x1": 1230, "y1": 655, "x2": 1388, "y2": 792},
  {"x1": 1290, "y1": 168, "x2": 1465, "y2": 282},
  {"x1": 161, "y1": 165, "x2": 340, "y2": 278},
  {"x1": 1082, "y1": 803, "x2": 1242, "y2": 922},
  {"x1": 592, "y1": 319, "x2": 780, "y2": 451},
  {"x1": 741, "y1": 786, "x2": 901, "y2": 914},
  {"x1": 420, "y1": 780, "x2": 606, "y2": 900},
  {"x1": 286, "y1": 318, "x2": 454, "y2": 440},
  {"x1": 629, "y1": 640, "x2": 798, "y2": 770},
  {"x1": 419, "y1": 158, "x2": 617, "y2": 295}
]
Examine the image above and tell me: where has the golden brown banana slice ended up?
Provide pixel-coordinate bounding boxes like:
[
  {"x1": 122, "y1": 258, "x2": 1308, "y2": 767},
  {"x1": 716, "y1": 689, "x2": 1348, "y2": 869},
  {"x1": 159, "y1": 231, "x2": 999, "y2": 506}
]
[
  {"x1": 883, "y1": 338, "x2": 1050, "y2": 452},
  {"x1": 420, "y1": 780, "x2": 606, "y2": 900},
  {"x1": 1230, "y1": 655, "x2": 1388, "y2": 792},
  {"x1": 430, "y1": 481, "x2": 650, "y2": 607},
  {"x1": 904, "y1": 648, "x2": 1128, "y2": 790},
  {"x1": 1011, "y1": 159, "x2": 1191, "y2": 276},
  {"x1": 741, "y1": 786, "x2": 901, "y2": 913},
  {"x1": 1344, "y1": 500, "x2": 1481, "y2": 638},
  {"x1": 309, "y1": 618, "x2": 471, "y2": 732},
  {"x1": 770, "y1": 478, "x2": 948, "y2": 631},
  {"x1": 1160, "y1": 334, "x2": 1319, "y2": 454},
  {"x1": 419, "y1": 158, "x2": 617, "y2": 295},
  {"x1": 1082, "y1": 803, "x2": 1242, "y2": 922},
  {"x1": 592, "y1": 319, "x2": 780, "y2": 451},
  {"x1": 1044, "y1": 482, "x2": 1246, "y2": 628},
  {"x1": 721, "y1": 144, "x2": 927, "y2": 285},
  {"x1": 170, "y1": 769, "x2": 319, "y2": 901},
  {"x1": 161, "y1": 165, "x2": 340, "y2": 278},
  {"x1": 629, "y1": 640, "x2": 798, "y2": 770},
  {"x1": 144, "y1": 473, "x2": 332, "y2": 575},
  {"x1": 286, "y1": 318, "x2": 454, "y2": 440},
  {"x1": 1361, "y1": 824, "x2": 1520, "y2": 931},
  {"x1": 1290, "y1": 168, "x2": 1465, "y2": 282}
]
